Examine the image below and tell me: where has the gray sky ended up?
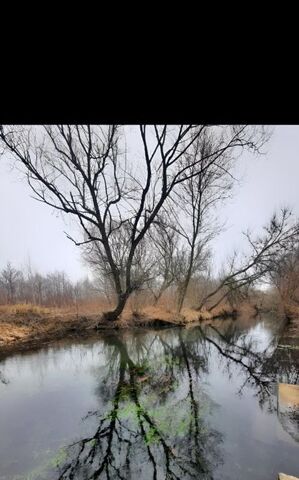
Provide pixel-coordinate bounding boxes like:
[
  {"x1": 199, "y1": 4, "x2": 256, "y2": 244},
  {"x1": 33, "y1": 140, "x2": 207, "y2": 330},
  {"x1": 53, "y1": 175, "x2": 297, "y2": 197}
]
[
  {"x1": 0, "y1": 126, "x2": 298, "y2": 281},
  {"x1": 211, "y1": 126, "x2": 299, "y2": 272}
]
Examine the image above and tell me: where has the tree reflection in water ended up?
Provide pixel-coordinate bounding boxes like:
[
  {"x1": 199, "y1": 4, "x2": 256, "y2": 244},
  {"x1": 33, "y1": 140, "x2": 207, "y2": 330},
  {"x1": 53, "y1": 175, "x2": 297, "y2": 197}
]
[
  {"x1": 56, "y1": 320, "x2": 299, "y2": 479},
  {"x1": 0, "y1": 369, "x2": 9, "y2": 384},
  {"x1": 200, "y1": 321, "x2": 299, "y2": 439},
  {"x1": 57, "y1": 332, "x2": 222, "y2": 479}
]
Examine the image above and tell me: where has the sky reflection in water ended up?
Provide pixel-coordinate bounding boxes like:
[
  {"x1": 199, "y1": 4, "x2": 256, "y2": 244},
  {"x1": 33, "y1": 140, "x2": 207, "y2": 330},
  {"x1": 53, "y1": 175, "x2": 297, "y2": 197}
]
[{"x1": 0, "y1": 315, "x2": 298, "y2": 480}]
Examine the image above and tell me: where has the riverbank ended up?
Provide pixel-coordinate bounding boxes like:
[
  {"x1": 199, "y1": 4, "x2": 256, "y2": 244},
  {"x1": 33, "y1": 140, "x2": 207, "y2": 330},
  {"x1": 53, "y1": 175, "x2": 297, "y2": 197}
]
[
  {"x1": 0, "y1": 305, "x2": 193, "y2": 357},
  {"x1": 0, "y1": 302, "x2": 295, "y2": 358}
]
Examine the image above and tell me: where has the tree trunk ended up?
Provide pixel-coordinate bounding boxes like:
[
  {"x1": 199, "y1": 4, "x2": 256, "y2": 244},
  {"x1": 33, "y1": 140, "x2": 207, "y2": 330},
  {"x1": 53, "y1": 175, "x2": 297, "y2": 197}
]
[
  {"x1": 176, "y1": 264, "x2": 194, "y2": 313},
  {"x1": 176, "y1": 284, "x2": 187, "y2": 313},
  {"x1": 176, "y1": 246, "x2": 195, "y2": 314},
  {"x1": 176, "y1": 280, "x2": 189, "y2": 313},
  {"x1": 152, "y1": 285, "x2": 166, "y2": 306},
  {"x1": 101, "y1": 291, "x2": 131, "y2": 322}
]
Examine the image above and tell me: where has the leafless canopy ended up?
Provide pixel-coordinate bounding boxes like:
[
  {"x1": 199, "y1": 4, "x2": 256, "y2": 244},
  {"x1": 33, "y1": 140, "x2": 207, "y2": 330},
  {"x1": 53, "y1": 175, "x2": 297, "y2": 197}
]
[
  {"x1": 198, "y1": 208, "x2": 299, "y2": 311},
  {"x1": 0, "y1": 125, "x2": 269, "y2": 320}
]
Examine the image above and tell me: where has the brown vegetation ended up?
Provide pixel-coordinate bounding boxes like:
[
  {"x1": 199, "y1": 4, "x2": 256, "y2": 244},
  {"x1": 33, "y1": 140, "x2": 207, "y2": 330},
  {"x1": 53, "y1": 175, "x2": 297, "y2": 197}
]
[
  {"x1": 0, "y1": 292, "x2": 279, "y2": 357},
  {"x1": 1, "y1": 247, "x2": 299, "y2": 357},
  {"x1": 0, "y1": 303, "x2": 97, "y2": 356}
]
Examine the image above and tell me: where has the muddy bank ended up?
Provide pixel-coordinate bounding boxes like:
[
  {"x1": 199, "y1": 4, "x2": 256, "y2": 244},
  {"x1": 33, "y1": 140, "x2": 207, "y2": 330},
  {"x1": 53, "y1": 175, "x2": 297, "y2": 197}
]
[
  {"x1": 1, "y1": 303, "x2": 290, "y2": 358},
  {"x1": 0, "y1": 313, "x2": 98, "y2": 358},
  {"x1": 0, "y1": 311, "x2": 188, "y2": 358}
]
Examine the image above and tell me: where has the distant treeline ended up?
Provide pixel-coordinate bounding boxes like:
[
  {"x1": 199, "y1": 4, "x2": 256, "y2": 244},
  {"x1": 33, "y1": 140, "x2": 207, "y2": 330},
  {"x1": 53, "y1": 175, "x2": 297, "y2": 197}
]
[
  {"x1": 0, "y1": 262, "x2": 98, "y2": 307},
  {"x1": 1, "y1": 245, "x2": 299, "y2": 314}
]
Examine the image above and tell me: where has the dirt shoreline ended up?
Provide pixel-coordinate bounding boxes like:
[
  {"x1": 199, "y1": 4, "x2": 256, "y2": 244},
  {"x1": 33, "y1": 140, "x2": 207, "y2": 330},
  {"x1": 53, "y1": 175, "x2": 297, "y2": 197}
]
[
  {"x1": 1, "y1": 306, "x2": 298, "y2": 359},
  {"x1": 0, "y1": 311, "x2": 190, "y2": 358}
]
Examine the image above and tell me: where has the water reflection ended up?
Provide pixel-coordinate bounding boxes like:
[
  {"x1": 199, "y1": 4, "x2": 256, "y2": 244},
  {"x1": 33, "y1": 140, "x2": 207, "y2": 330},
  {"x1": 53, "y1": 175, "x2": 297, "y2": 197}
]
[
  {"x1": 0, "y1": 369, "x2": 9, "y2": 384},
  {"x1": 0, "y1": 317, "x2": 298, "y2": 480},
  {"x1": 56, "y1": 319, "x2": 299, "y2": 479},
  {"x1": 58, "y1": 333, "x2": 223, "y2": 479}
]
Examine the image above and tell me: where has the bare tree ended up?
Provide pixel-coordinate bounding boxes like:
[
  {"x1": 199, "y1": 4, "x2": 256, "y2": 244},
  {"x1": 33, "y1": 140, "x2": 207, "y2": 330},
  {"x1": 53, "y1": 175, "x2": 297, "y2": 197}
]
[
  {"x1": 43, "y1": 271, "x2": 73, "y2": 307},
  {"x1": 0, "y1": 262, "x2": 22, "y2": 304},
  {"x1": 32, "y1": 272, "x2": 45, "y2": 305},
  {"x1": 0, "y1": 125, "x2": 268, "y2": 321},
  {"x1": 198, "y1": 208, "x2": 299, "y2": 312},
  {"x1": 166, "y1": 129, "x2": 241, "y2": 312},
  {"x1": 83, "y1": 221, "x2": 155, "y2": 306},
  {"x1": 267, "y1": 243, "x2": 299, "y2": 307},
  {"x1": 0, "y1": 259, "x2": 102, "y2": 308},
  {"x1": 145, "y1": 217, "x2": 181, "y2": 305}
]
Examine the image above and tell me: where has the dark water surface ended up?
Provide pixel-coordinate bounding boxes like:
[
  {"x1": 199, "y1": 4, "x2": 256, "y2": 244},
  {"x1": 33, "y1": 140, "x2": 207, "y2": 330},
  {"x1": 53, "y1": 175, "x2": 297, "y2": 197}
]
[{"x1": 0, "y1": 316, "x2": 299, "y2": 479}]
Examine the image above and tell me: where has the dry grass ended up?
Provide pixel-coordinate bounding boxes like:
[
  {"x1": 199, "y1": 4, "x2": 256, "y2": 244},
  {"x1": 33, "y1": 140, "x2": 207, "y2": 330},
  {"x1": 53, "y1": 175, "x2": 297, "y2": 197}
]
[
  {"x1": 0, "y1": 303, "x2": 52, "y2": 316},
  {"x1": 0, "y1": 322, "x2": 32, "y2": 344},
  {"x1": 0, "y1": 296, "x2": 272, "y2": 356},
  {"x1": 0, "y1": 302, "x2": 104, "y2": 355},
  {"x1": 180, "y1": 307, "x2": 212, "y2": 322},
  {"x1": 137, "y1": 306, "x2": 180, "y2": 321},
  {"x1": 118, "y1": 305, "x2": 183, "y2": 327},
  {"x1": 278, "y1": 383, "x2": 299, "y2": 407},
  {"x1": 285, "y1": 304, "x2": 299, "y2": 318},
  {"x1": 0, "y1": 299, "x2": 110, "y2": 318},
  {"x1": 0, "y1": 311, "x2": 101, "y2": 356},
  {"x1": 120, "y1": 305, "x2": 213, "y2": 327},
  {"x1": 73, "y1": 298, "x2": 110, "y2": 315}
]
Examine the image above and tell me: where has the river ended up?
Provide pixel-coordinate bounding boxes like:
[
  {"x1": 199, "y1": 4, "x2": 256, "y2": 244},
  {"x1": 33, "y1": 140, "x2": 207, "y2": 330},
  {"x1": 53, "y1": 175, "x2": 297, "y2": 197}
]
[{"x1": 0, "y1": 315, "x2": 298, "y2": 479}]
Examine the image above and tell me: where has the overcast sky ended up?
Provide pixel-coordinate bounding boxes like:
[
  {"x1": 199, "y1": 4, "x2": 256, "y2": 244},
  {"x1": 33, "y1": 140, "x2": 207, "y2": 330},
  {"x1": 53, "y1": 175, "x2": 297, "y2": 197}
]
[{"x1": 0, "y1": 126, "x2": 298, "y2": 281}]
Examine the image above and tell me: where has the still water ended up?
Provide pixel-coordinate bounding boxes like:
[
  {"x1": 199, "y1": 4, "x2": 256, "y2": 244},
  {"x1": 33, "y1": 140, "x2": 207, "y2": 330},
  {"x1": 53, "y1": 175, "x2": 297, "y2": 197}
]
[{"x1": 0, "y1": 316, "x2": 298, "y2": 479}]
